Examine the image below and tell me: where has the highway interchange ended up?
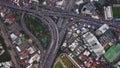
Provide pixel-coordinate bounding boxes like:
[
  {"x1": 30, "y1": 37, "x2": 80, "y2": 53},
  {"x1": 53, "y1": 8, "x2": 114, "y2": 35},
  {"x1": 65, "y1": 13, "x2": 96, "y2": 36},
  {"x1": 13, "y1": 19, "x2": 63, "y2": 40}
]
[{"x1": 0, "y1": 0, "x2": 120, "y2": 68}]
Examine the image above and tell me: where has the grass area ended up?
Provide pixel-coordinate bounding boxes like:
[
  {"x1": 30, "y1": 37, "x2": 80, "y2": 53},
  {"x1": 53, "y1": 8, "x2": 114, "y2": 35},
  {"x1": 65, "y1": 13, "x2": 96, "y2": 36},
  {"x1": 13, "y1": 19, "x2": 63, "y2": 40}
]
[
  {"x1": 61, "y1": 56, "x2": 76, "y2": 68},
  {"x1": 0, "y1": 36, "x2": 11, "y2": 62},
  {"x1": 54, "y1": 62, "x2": 64, "y2": 68},
  {"x1": 112, "y1": 7, "x2": 120, "y2": 18},
  {"x1": 25, "y1": 16, "x2": 50, "y2": 49}
]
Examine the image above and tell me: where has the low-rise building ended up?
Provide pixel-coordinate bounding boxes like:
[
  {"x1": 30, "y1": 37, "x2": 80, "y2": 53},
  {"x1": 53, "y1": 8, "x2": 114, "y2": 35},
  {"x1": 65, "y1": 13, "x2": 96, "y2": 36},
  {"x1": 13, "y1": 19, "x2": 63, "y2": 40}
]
[
  {"x1": 10, "y1": 33, "x2": 18, "y2": 41},
  {"x1": 56, "y1": 0, "x2": 64, "y2": 8},
  {"x1": 28, "y1": 54, "x2": 40, "y2": 64},
  {"x1": 114, "y1": 61, "x2": 120, "y2": 68},
  {"x1": 16, "y1": 46, "x2": 21, "y2": 52},
  {"x1": 27, "y1": 47, "x2": 36, "y2": 54},
  {"x1": 75, "y1": 0, "x2": 84, "y2": 5},
  {"x1": 0, "y1": 61, "x2": 12, "y2": 68},
  {"x1": 30, "y1": 0, "x2": 39, "y2": 3}
]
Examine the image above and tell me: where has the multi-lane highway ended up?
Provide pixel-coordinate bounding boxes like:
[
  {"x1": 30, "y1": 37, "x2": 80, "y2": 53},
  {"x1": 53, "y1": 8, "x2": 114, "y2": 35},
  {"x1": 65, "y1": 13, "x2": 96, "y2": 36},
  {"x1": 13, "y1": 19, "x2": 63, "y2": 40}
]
[
  {"x1": 41, "y1": 16, "x2": 59, "y2": 68},
  {"x1": 0, "y1": 2, "x2": 119, "y2": 32}
]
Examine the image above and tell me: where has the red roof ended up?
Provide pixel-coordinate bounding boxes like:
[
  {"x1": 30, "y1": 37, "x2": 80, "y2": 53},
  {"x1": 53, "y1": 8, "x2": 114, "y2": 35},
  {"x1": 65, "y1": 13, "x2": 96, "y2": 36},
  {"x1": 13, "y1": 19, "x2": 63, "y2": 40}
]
[
  {"x1": 10, "y1": 15, "x2": 15, "y2": 21},
  {"x1": 93, "y1": 62, "x2": 97, "y2": 67},
  {"x1": 83, "y1": 55, "x2": 88, "y2": 60},
  {"x1": 77, "y1": 61, "x2": 81, "y2": 64}
]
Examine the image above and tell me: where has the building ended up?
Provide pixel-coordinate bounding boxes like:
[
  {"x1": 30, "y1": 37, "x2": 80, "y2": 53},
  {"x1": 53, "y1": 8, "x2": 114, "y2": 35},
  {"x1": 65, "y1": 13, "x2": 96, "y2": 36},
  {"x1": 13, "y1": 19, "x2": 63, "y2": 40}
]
[
  {"x1": 81, "y1": 2, "x2": 99, "y2": 19},
  {"x1": 68, "y1": 42, "x2": 77, "y2": 51},
  {"x1": 82, "y1": 32, "x2": 105, "y2": 57},
  {"x1": 28, "y1": 54, "x2": 40, "y2": 64},
  {"x1": 4, "y1": 19, "x2": 13, "y2": 25},
  {"x1": 16, "y1": 46, "x2": 21, "y2": 52},
  {"x1": 104, "y1": 6, "x2": 113, "y2": 20},
  {"x1": 114, "y1": 61, "x2": 120, "y2": 68},
  {"x1": 56, "y1": 0, "x2": 64, "y2": 9},
  {"x1": 30, "y1": 0, "x2": 39, "y2": 3},
  {"x1": 95, "y1": 24, "x2": 109, "y2": 36},
  {"x1": 10, "y1": 33, "x2": 18, "y2": 41},
  {"x1": 27, "y1": 47, "x2": 36, "y2": 54},
  {"x1": 19, "y1": 49, "x2": 29, "y2": 60},
  {"x1": 0, "y1": 7, "x2": 8, "y2": 17},
  {"x1": 16, "y1": 39, "x2": 23, "y2": 46},
  {"x1": 0, "y1": 61, "x2": 12, "y2": 68},
  {"x1": 13, "y1": 0, "x2": 20, "y2": 6},
  {"x1": 75, "y1": 0, "x2": 84, "y2": 5},
  {"x1": 104, "y1": 43, "x2": 120, "y2": 63},
  {"x1": 81, "y1": 2, "x2": 96, "y2": 15}
]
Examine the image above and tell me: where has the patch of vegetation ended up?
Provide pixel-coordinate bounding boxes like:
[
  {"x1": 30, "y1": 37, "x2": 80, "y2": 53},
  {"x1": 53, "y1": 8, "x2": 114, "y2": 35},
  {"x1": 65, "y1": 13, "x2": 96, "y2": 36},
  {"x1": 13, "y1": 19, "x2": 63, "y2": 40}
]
[
  {"x1": 25, "y1": 16, "x2": 51, "y2": 49},
  {"x1": 0, "y1": 36, "x2": 11, "y2": 62},
  {"x1": 54, "y1": 62, "x2": 64, "y2": 68}
]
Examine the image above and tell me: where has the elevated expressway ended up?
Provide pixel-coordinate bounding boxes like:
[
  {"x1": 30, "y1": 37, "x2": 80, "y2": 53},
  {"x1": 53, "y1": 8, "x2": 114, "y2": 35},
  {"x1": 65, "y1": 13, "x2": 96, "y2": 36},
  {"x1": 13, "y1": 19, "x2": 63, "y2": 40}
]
[{"x1": 0, "y1": 2, "x2": 119, "y2": 31}]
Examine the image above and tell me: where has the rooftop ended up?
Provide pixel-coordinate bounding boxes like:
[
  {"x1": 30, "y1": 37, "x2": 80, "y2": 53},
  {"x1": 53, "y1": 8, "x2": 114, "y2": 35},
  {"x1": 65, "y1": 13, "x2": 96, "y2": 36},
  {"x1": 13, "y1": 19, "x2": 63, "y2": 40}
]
[{"x1": 83, "y1": 32, "x2": 105, "y2": 56}]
